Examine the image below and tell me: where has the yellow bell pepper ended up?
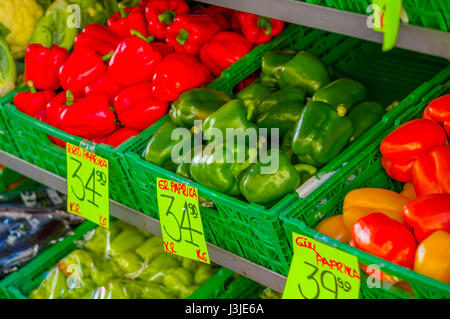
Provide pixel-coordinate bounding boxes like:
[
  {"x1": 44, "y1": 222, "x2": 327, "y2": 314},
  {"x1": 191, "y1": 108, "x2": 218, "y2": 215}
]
[
  {"x1": 414, "y1": 230, "x2": 450, "y2": 284},
  {"x1": 315, "y1": 214, "x2": 352, "y2": 243},
  {"x1": 343, "y1": 188, "x2": 410, "y2": 231},
  {"x1": 400, "y1": 182, "x2": 416, "y2": 200},
  {"x1": 0, "y1": 0, "x2": 43, "y2": 59}
]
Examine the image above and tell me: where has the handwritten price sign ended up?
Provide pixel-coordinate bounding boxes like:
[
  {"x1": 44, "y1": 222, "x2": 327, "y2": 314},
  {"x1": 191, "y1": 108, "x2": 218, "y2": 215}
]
[
  {"x1": 157, "y1": 178, "x2": 209, "y2": 264},
  {"x1": 283, "y1": 233, "x2": 360, "y2": 299},
  {"x1": 66, "y1": 143, "x2": 109, "y2": 228}
]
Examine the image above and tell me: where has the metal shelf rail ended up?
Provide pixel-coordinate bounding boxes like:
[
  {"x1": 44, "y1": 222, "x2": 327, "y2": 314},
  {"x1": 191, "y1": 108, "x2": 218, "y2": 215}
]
[
  {"x1": 0, "y1": 149, "x2": 287, "y2": 293},
  {"x1": 196, "y1": 0, "x2": 450, "y2": 59}
]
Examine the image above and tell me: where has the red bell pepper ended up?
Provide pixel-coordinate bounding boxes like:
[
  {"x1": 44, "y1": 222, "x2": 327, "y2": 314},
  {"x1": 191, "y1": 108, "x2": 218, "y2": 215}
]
[
  {"x1": 24, "y1": 44, "x2": 70, "y2": 91},
  {"x1": 208, "y1": 5, "x2": 235, "y2": 20},
  {"x1": 107, "y1": 5, "x2": 149, "y2": 39},
  {"x1": 412, "y1": 145, "x2": 450, "y2": 197},
  {"x1": 14, "y1": 81, "x2": 55, "y2": 117},
  {"x1": 104, "y1": 128, "x2": 139, "y2": 147},
  {"x1": 192, "y1": 5, "x2": 231, "y2": 30},
  {"x1": 114, "y1": 82, "x2": 168, "y2": 131},
  {"x1": 152, "y1": 52, "x2": 212, "y2": 101},
  {"x1": 108, "y1": 31, "x2": 163, "y2": 87},
  {"x1": 233, "y1": 12, "x2": 284, "y2": 44},
  {"x1": 57, "y1": 93, "x2": 117, "y2": 137},
  {"x1": 380, "y1": 119, "x2": 447, "y2": 182},
  {"x1": 403, "y1": 193, "x2": 450, "y2": 243},
  {"x1": 165, "y1": 14, "x2": 221, "y2": 56},
  {"x1": 352, "y1": 212, "x2": 417, "y2": 269},
  {"x1": 200, "y1": 32, "x2": 252, "y2": 76},
  {"x1": 145, "y1": 0, "x2": 190, "y2": 40},
  {"x1": 85, "y1": 71, "x2": 124, "y2": 105},
  {"x1": 422, "y1": 94, "x2": 450, "y2": 137},
  {"x1": 45, "y1": 91, "x2": 75, "y2": 147},
  {"x1": 59, "y1": 47, "x2": 108, "y2": 97},
  {"x1": 74, "y1": 24, "x2": 121, "y2": 56}
]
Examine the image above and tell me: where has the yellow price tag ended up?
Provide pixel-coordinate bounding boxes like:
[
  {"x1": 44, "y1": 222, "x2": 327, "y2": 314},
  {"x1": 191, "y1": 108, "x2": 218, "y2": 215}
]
[
  {"x1": 157, "y1": 178, "x2": 209, "y2": 264},
  {"x1": 66, "y1": 143, "x2": 109, "y2": 228},
  {"x1": 283, "y1": 233, "x2": 361, "y2": 299}
]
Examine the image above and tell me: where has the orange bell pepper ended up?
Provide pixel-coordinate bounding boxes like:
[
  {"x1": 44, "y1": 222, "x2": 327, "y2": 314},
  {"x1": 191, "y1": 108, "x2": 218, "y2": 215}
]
[
  {"x1": 315, "y1": 215, "x2": 351, "y2": 243},
  {"x1": 414, "y1": 230, "x2": 450, "y2": 284},
  {"x1": 343, "y1": 188, "x2": 410, "y2": 231}
]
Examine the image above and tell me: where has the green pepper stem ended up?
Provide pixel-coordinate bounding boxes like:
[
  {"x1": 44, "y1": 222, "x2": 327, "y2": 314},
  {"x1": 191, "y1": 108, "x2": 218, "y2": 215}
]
[
  {"x1": 102, "y1": 52, "x2": 114, "y2": 61},
  {"x1": 118, "y1": 3, "x2": 127, "y2": 18},
  {"x1": 158, "y1": 10, "x2": 176, "y2": 25},
  {"x1": 130, "y1": 29, "x2": 151, "y2": 43},
  {"x1": 65, "y1": 90, "x2": 74, "y2": 106},
  {"x1": 294, "y1": 164, "x2": 317, "y2": 177},
  {"x1": 257, "y1": 16, "x2": 272, "y2": 37},
  {"x1": 336, "y1": 105, "x2": 347, "y2": 117},
  {"x1": 176, "y1": 28, "x2": 190, "y2": 46},
  {"x1": 26, "y1": 81, "x2": 37, "y2": 94}
]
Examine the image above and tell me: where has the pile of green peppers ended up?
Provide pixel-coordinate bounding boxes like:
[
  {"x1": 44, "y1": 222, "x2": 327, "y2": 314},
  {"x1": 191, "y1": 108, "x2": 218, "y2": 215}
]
[
  {"x1": 143, "y1": 49, "x2": 386, "y2": 207},
  {"x1": 29, "y1": 220, "x2": 219, "y2": 299}
]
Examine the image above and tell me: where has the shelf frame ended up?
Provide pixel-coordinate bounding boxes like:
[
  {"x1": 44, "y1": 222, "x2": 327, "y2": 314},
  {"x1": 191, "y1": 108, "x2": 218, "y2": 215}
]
[
  {"x1": 0, "y1": 149, "x2": 287, "y2": 293},
  {"x1": 196, "y1": 0, "x2": 450, "y2": 59}
]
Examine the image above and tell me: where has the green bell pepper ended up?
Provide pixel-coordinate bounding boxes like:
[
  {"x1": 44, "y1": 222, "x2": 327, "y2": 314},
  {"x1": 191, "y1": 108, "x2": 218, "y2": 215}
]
[
  {"x1": 255, "y1": 85, "x2": 306, "y2": 137},
  {"x1": 292, "y1": 101, "x2": 354, "y2": 166},
  {"x1": 190, "y1": 143, "x2": 255, "y2": 196},
  {"x1": 278, "y1": 51, "x2": 330, "y2": 94},
  {"x1": 0, "y1": 35, "x2": 16, "y2": 97},
  {"x1": 261, "y1": 48, "x2": 298, "y2": 81},
  {"x1": 143, "y1": 122, "x2": 192, "y2": 171},
  {"x1": 312, "y1": 78, "x2": 367, "y2": 114},
  {"x1": 202, "y1": 99, "x2": 258, "y2": 144},
  {"x1": 170, "y1": 88, "x2": 231, "y2": 128},
  {"x1": 347, "y1": 101, "x2": 385, "y2": 143},
  {"x1": 238, "y1": 150, "x2": 300, "y2": 205},
  {"x1": 236, "y1": 81, "x2": 276, "y2": 121}
]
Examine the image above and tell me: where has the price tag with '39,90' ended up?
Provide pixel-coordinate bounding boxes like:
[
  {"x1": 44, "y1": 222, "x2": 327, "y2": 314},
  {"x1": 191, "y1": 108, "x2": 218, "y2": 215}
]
[
  {"x1": 157, "y1": 178, "x2": 209, "y2": 264},
  {"x1": 66, "y1": 143, "x2": 109, "y2": 228},
  {"x1": 283, "y1": 233, "x2": 361, "y2": 299}
]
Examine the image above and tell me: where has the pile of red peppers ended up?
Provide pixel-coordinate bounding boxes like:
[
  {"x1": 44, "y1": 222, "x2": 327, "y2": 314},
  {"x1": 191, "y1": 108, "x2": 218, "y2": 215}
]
[{"x1": 13, "y1": 0, "x2": 285, "y2": 148}]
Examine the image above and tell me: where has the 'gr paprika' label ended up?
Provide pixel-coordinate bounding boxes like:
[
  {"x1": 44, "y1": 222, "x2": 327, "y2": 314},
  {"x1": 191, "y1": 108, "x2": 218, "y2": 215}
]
[
  {"x1": 283, "y1": 233, "x2": 360, "y2": 299},
  {"x1": 66, "y1": 143, "x2": 109, "y2": 228},
  {"x1": 157, "y1": 178, "x2": 209, "y2": 264}
]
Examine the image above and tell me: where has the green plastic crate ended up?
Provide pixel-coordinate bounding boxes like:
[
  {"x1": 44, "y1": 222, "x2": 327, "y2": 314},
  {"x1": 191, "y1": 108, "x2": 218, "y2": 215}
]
[
  {"x1": 125, "y1": 24, "x2": 448, "y2": 276},
  {"x1": 0, "y1": 221, "x2": 254, "y2": 300},
  {"x1": 302, "y1": 0, "x2": 450, "y2": 32},
  {"x1": 280, "y1": 76, "x2": 450, "y2": 298}
]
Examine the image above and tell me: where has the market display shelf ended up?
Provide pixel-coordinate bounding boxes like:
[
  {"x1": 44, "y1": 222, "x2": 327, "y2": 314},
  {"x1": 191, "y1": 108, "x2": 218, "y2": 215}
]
[
  {"x1": 196, "y1": 0, "x2": 450, "y2": 59},
  {"x1": 0, "y1": 149, "x2": 287, "y2": 294}
]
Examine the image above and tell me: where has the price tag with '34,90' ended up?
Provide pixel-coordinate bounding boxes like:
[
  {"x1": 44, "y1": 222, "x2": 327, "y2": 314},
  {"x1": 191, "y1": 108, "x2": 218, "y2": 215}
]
[
  {"x1": 283, "y1": 233, "x2": 361, "y2": 299},
  {"x1": 157, "y1": 178, "x2": 209, "y2": 264},
  {"x1": 66, "y1": 143, "x2": 109, "y2": 228}
]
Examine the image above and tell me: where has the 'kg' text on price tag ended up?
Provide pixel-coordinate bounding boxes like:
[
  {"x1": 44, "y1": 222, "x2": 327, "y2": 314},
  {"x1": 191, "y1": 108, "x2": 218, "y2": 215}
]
[
  {"x1": 157, "y1": 178, "x2": 209, "y2": 264},
  {"x1": 283, "y1": 233, "x2": 361, "y2": 299},
  {"x1": 66, "y1": 143, "x2": 109, "y2": 228}
]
